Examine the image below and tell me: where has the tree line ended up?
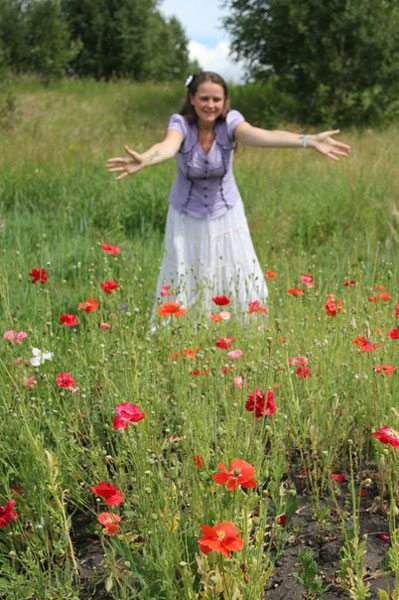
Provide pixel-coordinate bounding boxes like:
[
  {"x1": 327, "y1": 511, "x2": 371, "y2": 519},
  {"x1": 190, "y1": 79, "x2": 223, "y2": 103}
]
[{"x1": 0, "y1": 0, "x2": 194, "y2": 82}]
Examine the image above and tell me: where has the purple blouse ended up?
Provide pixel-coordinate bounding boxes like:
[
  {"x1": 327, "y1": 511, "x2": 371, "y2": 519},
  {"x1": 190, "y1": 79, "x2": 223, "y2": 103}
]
[{"x1": 167, "y1": 110, "x2": 245, "y2": 219}]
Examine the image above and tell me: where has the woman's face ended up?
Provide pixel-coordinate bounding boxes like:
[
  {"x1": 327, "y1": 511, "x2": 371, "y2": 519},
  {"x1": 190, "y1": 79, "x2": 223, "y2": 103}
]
[{"x1": 190, "y1": 81, "x2": 225, "y2": 125}]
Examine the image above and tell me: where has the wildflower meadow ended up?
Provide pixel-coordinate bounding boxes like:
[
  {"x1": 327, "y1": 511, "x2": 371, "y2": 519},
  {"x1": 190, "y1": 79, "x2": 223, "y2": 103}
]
[{"x1": 2, "y1": 79, "x2": 399, "y2": 599}]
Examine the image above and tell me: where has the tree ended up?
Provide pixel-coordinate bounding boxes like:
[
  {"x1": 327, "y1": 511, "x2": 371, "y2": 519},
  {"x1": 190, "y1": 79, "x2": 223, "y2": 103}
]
[
  {"x1": 224, "y1": 0, "x2": 399, "y2": 125},
  {"x1": 24, "y1": 0, "x2": 76, "y2": 81}
]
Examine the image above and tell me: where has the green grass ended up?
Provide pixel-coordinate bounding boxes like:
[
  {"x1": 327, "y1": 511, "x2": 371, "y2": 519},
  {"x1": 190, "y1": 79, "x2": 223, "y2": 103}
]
[{"x1": 1, "y1": 78, "x2": 399, "y2": 598}]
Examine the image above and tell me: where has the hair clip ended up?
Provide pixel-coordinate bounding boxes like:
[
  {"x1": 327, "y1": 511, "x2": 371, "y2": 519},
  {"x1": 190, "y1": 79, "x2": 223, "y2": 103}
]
[{"x1": 185, "y1": 74, "x2": 196, "y2": 88}]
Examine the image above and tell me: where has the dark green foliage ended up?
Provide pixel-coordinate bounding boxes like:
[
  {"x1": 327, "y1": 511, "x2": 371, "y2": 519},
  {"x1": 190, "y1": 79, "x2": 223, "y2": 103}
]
[
  {"x1": 224, "y1": 0, "x2": 399, "y2": 126},
  {"x1": 0, "y1": 0, "x2": 191, "y2": 81}
]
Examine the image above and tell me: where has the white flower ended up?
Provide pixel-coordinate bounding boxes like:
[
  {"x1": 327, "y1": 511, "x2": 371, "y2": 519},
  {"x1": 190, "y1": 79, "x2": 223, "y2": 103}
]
[{"x1": 30, "y1": 347, "x2": 53, "y2": 367}]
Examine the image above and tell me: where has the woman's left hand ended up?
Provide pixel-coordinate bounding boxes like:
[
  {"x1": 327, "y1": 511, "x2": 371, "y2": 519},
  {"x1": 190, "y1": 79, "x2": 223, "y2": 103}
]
[{"x1": 311, "y1": 130, "x2": 350, "y2": 160}]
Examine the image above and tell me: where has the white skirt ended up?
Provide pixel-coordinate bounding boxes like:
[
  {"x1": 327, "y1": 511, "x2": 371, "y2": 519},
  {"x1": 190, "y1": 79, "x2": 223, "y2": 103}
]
[{"x1": 154, "y1": 198, "x2": 268, "y2": 313}]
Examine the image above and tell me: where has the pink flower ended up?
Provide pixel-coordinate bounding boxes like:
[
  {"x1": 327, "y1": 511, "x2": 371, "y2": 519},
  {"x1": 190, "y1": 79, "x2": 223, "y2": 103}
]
[
  {"x1": 55, "y1": 372, "x2": 76, "y2": 389},
  {"x1": 3, "y1": 330, "x2": 17, "y2": 341},
  {"x1": 160, "y1": 286, "x2": 170, "y2": 297},
  {"x1": 113, "y1": 403, "x2": 145, "y2": 430},
  {"x1": 3, "y1": 330, "x2": 28, "y2": 343},
  {"x1": 300, "y1": 274, "x2": 314, "y2": 289},
  {"x1": 227, "y1": 349, "x2": 242, "y2": 360},
  {"x1": 100, "y1": 322, "x2": 111, "y2": 329},
  {"x1": 289, "y1": 355, "x2": 308, "y2": 366},
  {"x1": 234, "y1": 376, "x2": 247, "y2": 389},
  {"x1": 219, "y1": 311, "x2": 231, "y2": 320},
  {"x1": 27, "y1": 376, "x2": 36, "y2": 388}
]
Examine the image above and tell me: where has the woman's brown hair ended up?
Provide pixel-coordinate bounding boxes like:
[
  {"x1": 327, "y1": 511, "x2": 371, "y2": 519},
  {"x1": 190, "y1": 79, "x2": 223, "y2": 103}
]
[{"x1": 180, "y1": 72, "x2": 230, "y2": 124}]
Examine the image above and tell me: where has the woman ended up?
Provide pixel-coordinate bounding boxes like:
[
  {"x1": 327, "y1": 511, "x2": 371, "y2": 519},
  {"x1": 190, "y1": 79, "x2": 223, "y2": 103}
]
[{"x1": 107, "y1": 72, "x2": 349, "y2": 317}]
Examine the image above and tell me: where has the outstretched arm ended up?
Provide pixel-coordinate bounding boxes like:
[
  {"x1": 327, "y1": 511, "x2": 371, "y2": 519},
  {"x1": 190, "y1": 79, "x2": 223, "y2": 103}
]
[
  {"x1": 107, "y1": 129, "x2": 183, "y2": 180},
  {"x1": 234, "y1": 122, "x2": 350, "y2": 161}
]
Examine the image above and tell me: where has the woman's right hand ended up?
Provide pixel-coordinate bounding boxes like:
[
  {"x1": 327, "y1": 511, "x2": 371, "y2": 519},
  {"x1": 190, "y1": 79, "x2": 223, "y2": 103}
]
[{"x1": 106, "y1": 146, "x2": 145, "y2": 180}]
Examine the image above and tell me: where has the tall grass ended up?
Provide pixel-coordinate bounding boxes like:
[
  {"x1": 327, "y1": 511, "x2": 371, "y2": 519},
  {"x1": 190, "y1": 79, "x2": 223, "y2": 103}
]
[{"x1": 1, "y1": 79, "x2": 399, "y2": 598}]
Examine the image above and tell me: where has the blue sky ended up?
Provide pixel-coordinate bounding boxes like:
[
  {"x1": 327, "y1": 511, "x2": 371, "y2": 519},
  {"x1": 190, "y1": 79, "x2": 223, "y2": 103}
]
[{"x1": 159, "y1": 0, "x2": 246, "y2": 83}]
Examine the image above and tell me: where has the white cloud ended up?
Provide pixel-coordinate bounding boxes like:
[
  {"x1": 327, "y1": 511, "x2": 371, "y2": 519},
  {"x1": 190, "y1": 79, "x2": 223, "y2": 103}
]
[{"x1": 188, "y1": 40, "x2": 246, "y2": 84}]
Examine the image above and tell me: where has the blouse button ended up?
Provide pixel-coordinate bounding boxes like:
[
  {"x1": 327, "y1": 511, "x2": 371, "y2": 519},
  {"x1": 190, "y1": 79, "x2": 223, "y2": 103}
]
[{"x1": 204, "y1": 194, "x2": 208, "y2": 198}]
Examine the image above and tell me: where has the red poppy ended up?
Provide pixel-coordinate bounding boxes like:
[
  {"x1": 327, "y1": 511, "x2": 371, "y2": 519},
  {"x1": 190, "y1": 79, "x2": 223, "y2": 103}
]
[
  {"x1": 359, "y1": 490, "x2": 366, "y2": 498},
  {"x1": 59, "y1": 314, "x2": 79, "y2": 327},
  {"x1": 100, "y1": 281, "x2": 119, "y2": 295},
  {"x1": 168, "y1": 352, "x2": 181, "y2": 361},
  {"x1": 389, "y1": 329, "x2": 399, "y2": 340},
  {"x1": 374, "y1": 365, "x2": 395, "y2": 375},
  {"x1": 380, "y1": 293, "x2": 391, "y2": 301},
  {"x1": 368, "y1": 296, "x2": 380, "y2": 304},
  {"x1": 287, "y1": 287, "x2": 305, "y2": 297},
  {"x1": 29, "y1": 268, "x2": 47, "y2": 284},
  {"x1": 331, "y1": 473, "x2": 345, "y2": 483},
  {"x1": 90, "y1": 482, "x2": 124, "y2": 505},
  {"x1": 212, "y1": 458, "x2": 257, "y2": 490},
  {"x1": 215, "y1": 336, "x2": 235, "y2": 350},
  {"x1": 183, "y1": 348, "x2": 200, "y2": 358},
  {"x1": 102, "y1": 244, "x2": 120, "y2": 255},
  {"x1": 353, "y1": 336, "x2": 376, "y2": 352},
  {"x1": 192, "y1": 455, "x2": 204, "y2": 468},
  {"x1": 55, "y1": 372, "x2": 76, "y2": 388},
  {"x1": 197, "y1": 522, "x2": 244, "y2": 558},
  {"x1": 0, "y1": 499, "x2": 18, "y2": 528},
  {"x1": 372, "y1": 426, "x2": 399, "y2": 447},
  {"x1": 344, "y1": 280, "x2": 356, "y2": 287},
  {"x1": 113, "y1": 403, "x2": 145, "y2": 430},
  {"x1": 160, "y1": 286, "x2": 170, "y2": 297},
  {"x1": 248, "y1": 301, "x2": 267, "y2": 314},
  {"x1": 98, "y1": 512, "x2": 121, "y2": 535},
  {"x1": 99, "y1": 322, "x2": 111, "y2": 329},
  {"x1": 210, "y1": 314, "x2": 223, "y2": 322},
  {"x1": 245, "y1": 388, "x2": 276, "y2": 418},
  {"x1": 265, "y1": 271, "x2": 277, "y2": 279},
  {"x1": 190, "y1": 369, "x2": 210, "y2": 376},
  {"x1": 395, "y1": 305, "x2": 399, "y2": 318},
  {"x1": 296, "y1": 366, "x2": 311, "y2": 378},
  {"x1": 78, "y1": 297, "x2": 99, "y2": 313},
  {"x1": 373, "y1": 285, "x2": 386, "y2": 291},
  {"x1": 377, "y1": 533, "x2": 391, "y2": 543},
  {"x1": 325, "y1": 298, "x2": 343, "y2": 317},
  {"x1": 278, "y1": 514, "x2": 287, "y2": 526},
  {"x1": 300, "y1": 274, "x2": 314, "y2": 289},
  {"x1": 158, "y1": 302, "x2": 186, "y2": 318},
  {"x1": 212, "y1": 296, "x2": 230, "y2": 306},
  {"x1": 289, "y1": 356, "x2": 308, "y2": 366}
]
